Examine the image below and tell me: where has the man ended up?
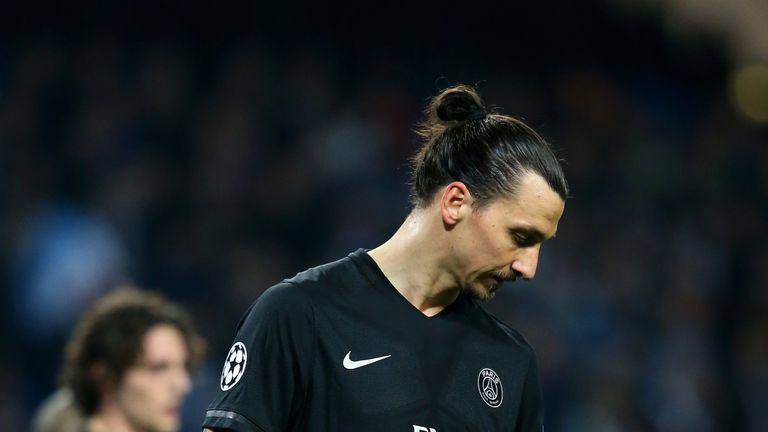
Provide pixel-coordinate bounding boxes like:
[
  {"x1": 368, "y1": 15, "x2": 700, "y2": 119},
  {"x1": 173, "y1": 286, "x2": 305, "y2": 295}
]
[
  {"x1": 203, "y1": 84, "x2": 567, "y2": 431},
  {"x1": 34, "y1": 286, "x2": 205, "y2": 432}
]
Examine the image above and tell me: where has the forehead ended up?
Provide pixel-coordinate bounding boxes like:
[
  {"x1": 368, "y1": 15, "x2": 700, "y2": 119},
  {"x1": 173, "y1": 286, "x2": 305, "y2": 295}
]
[
  {"x1": 139, "y1": 324, "x2": 188, "y2": 361},
  {"x1": 480, "y1": 173, "x2": 564, "y2": 233}
]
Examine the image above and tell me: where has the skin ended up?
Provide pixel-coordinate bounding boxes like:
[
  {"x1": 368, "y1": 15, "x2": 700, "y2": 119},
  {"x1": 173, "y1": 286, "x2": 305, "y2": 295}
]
[
  {"x1": 368, "y1": 171, "x2": 565, "y2": 316},
  {"x1": 88, "y1": 324, "x2": 192, "y2": 432}
]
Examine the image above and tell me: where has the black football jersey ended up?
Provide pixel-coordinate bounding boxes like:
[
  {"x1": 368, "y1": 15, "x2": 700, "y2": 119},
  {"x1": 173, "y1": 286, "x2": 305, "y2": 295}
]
[{"x1": 203, "y1": 250, "x2": 544, "y2": 432}]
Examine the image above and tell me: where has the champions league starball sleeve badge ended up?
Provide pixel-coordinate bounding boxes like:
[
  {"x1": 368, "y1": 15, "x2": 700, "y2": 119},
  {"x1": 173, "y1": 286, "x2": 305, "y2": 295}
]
[{"x1": 220, "y1": 342, "x2": 248, "y2": 391}]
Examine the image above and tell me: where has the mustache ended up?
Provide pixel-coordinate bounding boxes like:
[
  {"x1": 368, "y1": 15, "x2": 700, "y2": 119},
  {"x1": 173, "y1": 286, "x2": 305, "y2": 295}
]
[{"x1": 491, "y1": 272, "x2": 518, "y2": 283}]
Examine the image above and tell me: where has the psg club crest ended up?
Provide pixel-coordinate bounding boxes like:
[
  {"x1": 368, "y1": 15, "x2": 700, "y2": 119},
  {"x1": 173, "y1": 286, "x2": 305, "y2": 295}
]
[
  {"x1": 477, "y1": 368, "x2": 503, "y2": 408},
  {"x1": 220, "y1": 342, "x2": 247, "y2": 391}
]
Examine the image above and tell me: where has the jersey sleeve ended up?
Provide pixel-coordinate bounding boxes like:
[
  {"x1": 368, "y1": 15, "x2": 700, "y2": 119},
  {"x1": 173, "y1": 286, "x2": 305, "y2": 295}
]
[
  {"x1": 515, "y1": 355, "x2": 544, "y2": 432},
  {"x1": 202, "y1": 282, "x2": 315, "y2": 432}
]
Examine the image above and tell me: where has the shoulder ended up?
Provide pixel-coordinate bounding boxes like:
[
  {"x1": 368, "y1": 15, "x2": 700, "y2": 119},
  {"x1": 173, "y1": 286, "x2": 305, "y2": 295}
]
[
  {"x1": 241, "y1": 279, "x2": 301, "y2": 310},
  {"x1": 31, "y1": 388, "x2": 85, "y2": 432},
  {"x1": 284, "y1": 253, "x2": 359, "y2": 289},
  {"x1": 241, "y1": 254, "x2": 358, "y2": 321}
]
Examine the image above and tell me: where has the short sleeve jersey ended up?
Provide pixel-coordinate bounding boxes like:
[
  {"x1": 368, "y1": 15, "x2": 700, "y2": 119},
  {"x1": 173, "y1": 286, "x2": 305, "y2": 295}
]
[{"x1": 203, "y1": 250, "x2": 544, "y2": 432}]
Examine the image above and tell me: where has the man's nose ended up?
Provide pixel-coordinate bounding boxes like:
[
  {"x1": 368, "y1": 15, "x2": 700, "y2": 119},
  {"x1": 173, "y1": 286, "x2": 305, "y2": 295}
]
[{"x1": 511, "y1": 246, "x2": 540, "y2": 280}]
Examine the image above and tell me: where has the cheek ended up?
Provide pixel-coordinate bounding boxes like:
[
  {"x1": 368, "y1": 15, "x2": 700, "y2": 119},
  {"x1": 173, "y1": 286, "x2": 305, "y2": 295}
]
[
  {"x1": 471, "y1": 227, "x2": 510, "y2": 262},
  {"x1": 118, "y1": 375, "x2": 164, "y2": 424}
]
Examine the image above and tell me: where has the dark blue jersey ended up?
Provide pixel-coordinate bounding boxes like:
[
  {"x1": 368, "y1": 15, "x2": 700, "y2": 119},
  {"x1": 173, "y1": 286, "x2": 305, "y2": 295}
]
[{"x1": 203, "y1": 250, "x2": 544, "y2": 432}]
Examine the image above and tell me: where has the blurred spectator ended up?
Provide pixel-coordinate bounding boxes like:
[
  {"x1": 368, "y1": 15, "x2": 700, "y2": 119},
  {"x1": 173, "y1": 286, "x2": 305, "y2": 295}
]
[{"x1": 31, "y1": 286, "x2": 205, "y2": 432}]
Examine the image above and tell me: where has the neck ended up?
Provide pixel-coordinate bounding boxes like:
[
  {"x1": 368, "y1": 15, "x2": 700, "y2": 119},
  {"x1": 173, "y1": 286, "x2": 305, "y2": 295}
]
[
  {"x1": 368, "y1": 211, "x2": 462, "y2": 316},
  {"x1": 87, "y1": 399, "x2": 140, "y2": 432}
]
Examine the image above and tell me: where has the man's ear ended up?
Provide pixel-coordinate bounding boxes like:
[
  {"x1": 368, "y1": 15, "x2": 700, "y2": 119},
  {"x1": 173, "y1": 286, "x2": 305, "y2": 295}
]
[
  {"x1": 88, "y1": 361, "x2": 116, "y2": 398},
  {"x1": 440, "y1": 182, "x2": 472, "y2": 227}
]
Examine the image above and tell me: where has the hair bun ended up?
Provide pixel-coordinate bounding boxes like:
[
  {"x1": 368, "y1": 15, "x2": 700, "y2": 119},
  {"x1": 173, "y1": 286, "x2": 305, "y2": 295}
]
[{"x1": 434, "y1": 85, "x2": 486, "y2": 122}]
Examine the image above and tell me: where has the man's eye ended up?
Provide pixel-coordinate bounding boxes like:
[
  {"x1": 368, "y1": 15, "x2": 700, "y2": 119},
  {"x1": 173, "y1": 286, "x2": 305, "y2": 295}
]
[
  {"x1": 514, "y1": 234, "x2": 530, "y2": 245},
  {"x1": 140, "y1": 362, "x2": 171, "y2": 373}
]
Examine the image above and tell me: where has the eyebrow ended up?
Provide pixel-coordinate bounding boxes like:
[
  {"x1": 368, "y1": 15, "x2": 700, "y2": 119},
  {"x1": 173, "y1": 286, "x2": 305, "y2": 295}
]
[{"x1": 511, "y1": 225, "x2": 556, "y2": 241}]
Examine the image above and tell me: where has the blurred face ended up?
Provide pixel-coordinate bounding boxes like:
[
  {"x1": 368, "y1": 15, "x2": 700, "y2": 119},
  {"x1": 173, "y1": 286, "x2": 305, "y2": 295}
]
[
  {"x1": 455, "y1": 172, "x2": 564, "y2": 300},
  {"x1": 115, "y1": 324, "x2": 191, "y2": 432}
]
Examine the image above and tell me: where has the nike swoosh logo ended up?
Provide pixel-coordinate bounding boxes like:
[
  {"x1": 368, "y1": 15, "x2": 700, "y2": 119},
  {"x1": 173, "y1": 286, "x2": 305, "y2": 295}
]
[{"x1": 343, "y1": 351, "x2": 391, "y2": 370}]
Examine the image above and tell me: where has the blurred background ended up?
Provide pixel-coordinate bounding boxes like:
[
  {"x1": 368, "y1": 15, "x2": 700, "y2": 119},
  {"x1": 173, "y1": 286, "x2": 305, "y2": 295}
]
[{"x1": 1, "y1": 0, "x2": 767, "y2": 430}]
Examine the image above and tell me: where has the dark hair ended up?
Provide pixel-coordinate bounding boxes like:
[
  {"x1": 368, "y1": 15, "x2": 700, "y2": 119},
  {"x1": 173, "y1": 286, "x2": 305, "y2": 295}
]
[
  {"x1": 60, "y1": 286, "x2": 206, "y2": 415},
  {"x1": 410, "y1": 84, "x2": 568, "y2": 208}
]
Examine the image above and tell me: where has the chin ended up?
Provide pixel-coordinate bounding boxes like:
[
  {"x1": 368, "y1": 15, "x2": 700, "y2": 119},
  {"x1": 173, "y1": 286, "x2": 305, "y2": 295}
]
[
  {"x1": 465, "y1": 281, "x2": 497, "y2": 302},
  {"x1": 153, "y1": 419, "x2": 180, "y2": 432}
]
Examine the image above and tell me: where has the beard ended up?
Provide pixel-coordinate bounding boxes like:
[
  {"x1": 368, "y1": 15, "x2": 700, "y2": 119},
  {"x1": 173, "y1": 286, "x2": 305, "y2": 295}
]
[{"x1": 463, "y1": 271, "x2": 516, "y2": 301}]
